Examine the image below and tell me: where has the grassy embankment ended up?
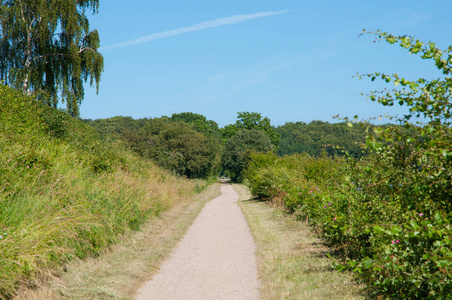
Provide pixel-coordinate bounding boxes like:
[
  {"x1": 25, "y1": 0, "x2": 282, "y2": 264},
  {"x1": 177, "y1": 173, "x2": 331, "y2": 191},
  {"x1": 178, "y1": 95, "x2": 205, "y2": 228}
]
[
  {"x1": 15, "y1": 183, "x2": 221, "y2": 299},
  {"x1": 0, "y1": 86, "x2": 208, "y2": 298},
  {"x1": 234, "y1": 184, "x2": 363, "y2": 299}
]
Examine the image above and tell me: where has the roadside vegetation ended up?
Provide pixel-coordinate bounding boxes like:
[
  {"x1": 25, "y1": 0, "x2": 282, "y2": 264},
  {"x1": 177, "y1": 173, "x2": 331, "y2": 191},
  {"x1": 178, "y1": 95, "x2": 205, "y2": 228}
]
[
  {"x1": 235, "y1": 184, "x2": 363, "y2": 299},
  {"x1": 14, "y1": 184, "x2": 221, "y2": 299},
  {"x1": 276, "y1": 120, "x2": 368, "y2": 158},
  {"x1": 242, "y1": 33, "x2": 452, "y2": 299},
  {"x1": 0, "y1": 86, "x2": 206, "y2": 298}
]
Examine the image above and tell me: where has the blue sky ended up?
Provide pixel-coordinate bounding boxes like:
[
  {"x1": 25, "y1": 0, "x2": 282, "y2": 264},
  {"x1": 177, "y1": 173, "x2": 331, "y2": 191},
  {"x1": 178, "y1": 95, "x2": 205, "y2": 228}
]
[{"x1": 80, "y1": 0, "x2": 452, "y2": 127}]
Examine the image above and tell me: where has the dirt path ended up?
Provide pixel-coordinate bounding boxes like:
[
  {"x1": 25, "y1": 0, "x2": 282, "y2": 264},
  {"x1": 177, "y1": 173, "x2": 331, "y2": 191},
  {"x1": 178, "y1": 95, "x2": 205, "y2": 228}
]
[{"x1": 136, "y1": 184, "x2": 260, "y2": 300}]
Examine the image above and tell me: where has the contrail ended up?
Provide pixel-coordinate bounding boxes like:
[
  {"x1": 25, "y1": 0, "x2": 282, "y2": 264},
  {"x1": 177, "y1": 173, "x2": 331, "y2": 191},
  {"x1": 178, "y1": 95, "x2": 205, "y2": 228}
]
[{"x1": 101, "y1": 10, "x2": 289, "y2": 50}]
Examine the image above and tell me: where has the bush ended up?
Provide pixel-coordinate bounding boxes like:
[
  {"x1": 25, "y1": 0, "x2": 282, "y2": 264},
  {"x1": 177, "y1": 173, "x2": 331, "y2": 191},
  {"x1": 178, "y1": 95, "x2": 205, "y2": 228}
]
[
  {"x1": 244, "y1": 32, "x2": 452, "y2": 299},
  {"x1": 222, "y1": 129, "x2": 274, "y2": 182},
  {"x1": 124, "y1": 118, "x2": 222, "y2": 179}
]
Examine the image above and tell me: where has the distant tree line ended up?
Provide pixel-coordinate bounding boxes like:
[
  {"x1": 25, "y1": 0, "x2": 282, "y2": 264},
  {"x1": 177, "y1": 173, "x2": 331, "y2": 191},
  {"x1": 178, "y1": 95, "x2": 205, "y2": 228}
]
[
  {"x1": 84, "y1": 112, "x2": 373, "y2": 181},
  {"x1": 276, "y1": 120, "x2": 368, "y2": 158},
  {"x1": 84, "y1": 113, "x2": 222, "y2": 179}
]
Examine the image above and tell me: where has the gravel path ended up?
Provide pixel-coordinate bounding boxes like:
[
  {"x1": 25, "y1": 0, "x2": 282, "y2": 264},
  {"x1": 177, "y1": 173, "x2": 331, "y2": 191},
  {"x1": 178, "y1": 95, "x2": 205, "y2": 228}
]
[{"x1": 136, "y1": 184, "x2": 260, "y2": 300}]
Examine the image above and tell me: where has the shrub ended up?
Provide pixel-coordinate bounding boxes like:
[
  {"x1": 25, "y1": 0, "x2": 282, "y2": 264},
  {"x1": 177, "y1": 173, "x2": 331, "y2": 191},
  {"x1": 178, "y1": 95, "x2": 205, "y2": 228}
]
[
  {"x1": 222, "y1": 129, "x2": 274, "y2": 182},
  {"x1": 244, "y1": 32, "x2": 452, "y2": 299}
]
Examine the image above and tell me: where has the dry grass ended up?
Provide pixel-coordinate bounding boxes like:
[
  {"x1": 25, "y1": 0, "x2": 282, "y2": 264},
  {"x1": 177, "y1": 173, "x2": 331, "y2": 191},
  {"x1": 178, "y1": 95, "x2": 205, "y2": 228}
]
[
  {"x1": 14, "y1": 183, "x2": 222, "y2": 300},
  {"x1": 234, "y1": 184, "x2": 364, "y2": 300}
]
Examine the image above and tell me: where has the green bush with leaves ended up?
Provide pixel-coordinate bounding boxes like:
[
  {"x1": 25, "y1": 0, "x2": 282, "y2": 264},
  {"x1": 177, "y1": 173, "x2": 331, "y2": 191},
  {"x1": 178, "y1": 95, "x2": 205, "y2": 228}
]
[
  {"x1": 169, "y1": 112, "x2": 221, "y2": 140},
  {"x1": 340, "y1": 31, "x2": 452, "y2": 299},
  {"x1": 128, "y1": 118, "x2": 222, "y2": 179},
  {"x1": 245, "y1": 32, "x2": 452, "y2": 299},
  {"x1": 83, "y1": 116, "x2": 149, "y2": 141},
  {"x1": 222, "y1": 129, "x2": 274, "y2": 182},
  {"x1": 221, "y1": 112, "x2": 280, "y2": 147},
  {"x1": 276, "y1": 120, "x2": 368, "y2": 158},
  {"x1": 85, "y1": 114, "x2": 222, "y2": 179}
]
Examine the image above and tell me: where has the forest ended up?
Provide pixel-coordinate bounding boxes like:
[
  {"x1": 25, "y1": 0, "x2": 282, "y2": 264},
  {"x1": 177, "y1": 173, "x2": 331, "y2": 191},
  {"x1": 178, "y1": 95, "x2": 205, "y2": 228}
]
[{"x1": 83, "y1": 113, "x2": 371, "y2": 181}]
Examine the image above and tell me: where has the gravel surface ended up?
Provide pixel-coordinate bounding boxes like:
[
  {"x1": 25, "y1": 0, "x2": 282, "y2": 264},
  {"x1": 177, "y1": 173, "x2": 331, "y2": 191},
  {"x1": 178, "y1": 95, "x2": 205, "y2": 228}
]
[{"x1": 136, "y1": 184, "x2": 260, "y2": 300}]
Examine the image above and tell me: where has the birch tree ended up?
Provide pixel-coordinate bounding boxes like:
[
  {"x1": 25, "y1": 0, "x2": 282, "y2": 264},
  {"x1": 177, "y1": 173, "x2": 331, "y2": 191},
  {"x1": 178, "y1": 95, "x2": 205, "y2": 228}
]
[{"x1": 0, "y1": 0, "x2": 103, "y2": 116}]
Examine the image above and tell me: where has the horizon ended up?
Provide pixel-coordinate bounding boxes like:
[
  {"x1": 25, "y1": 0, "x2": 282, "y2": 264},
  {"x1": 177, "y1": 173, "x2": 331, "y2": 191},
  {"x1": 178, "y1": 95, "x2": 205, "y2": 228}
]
[{"x1": 82, "y1": 112, "x2": 405, "y2": 129}]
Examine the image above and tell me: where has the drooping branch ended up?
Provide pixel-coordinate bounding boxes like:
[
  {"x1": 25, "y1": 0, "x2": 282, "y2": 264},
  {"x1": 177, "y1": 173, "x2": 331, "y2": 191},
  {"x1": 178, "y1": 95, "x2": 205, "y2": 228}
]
[{"x1": 0, "y1": 0, "x2": 103, "y2": 116}]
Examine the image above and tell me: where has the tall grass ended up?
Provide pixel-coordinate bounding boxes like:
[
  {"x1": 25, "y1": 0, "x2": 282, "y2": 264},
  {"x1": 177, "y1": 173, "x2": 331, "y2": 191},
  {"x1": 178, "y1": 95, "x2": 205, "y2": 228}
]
[{"x1": 0, "y1": 86, "x2": 197, "y2": 298}]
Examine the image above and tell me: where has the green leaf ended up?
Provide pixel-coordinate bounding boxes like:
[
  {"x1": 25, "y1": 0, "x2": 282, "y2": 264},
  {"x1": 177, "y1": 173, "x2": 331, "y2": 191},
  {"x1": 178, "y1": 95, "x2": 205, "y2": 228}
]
[
  {"x1": 437, "y1": 260, "x2": 451, "y2": 268},
  {"x1": 373, "y1": 225, "x2": 385, "y2": 234},
  {"x1": 387, "y1": 37, "x2": 396, "y2": 44},
  {"x1": 362, "y1": 257, "x2": 373, "y2": 269}
]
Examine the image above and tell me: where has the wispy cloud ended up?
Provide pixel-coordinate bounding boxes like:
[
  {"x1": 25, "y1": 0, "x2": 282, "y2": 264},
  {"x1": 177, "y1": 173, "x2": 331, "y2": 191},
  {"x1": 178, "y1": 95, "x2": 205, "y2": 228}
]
[{"x1": 101, "y1": 10, "x2": 289, "y2": 50}]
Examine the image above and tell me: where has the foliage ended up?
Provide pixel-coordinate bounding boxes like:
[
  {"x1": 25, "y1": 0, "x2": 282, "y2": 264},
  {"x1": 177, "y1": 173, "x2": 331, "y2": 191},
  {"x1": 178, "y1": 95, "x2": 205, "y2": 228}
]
[
  {"x1": 244, "y1": 32, "x2": 452, "y2": 299},
  {"x1": 222, "y1": 129, "x2": 274, "y2": 182},
  {"x1": 0, "y1": 86, "x2": 197, "y2": 297},
  {"x1": 236, "y1": 184, "x2": 362, "y2": 299},
  {"x1": 83, "y1": 114, "x2": 222, "y2": 179},
  {"x1": 221, "y1": 112, "x2": 280, "y2": 147},
  {"x1": 245, "y1": 152, "x2": 344, "y2": 208},
  {"x1": 127, "y1": 118, "x2": 222, "y2": 179},
  {"x1": 277, "y1": 120, "x2": 368, "y2": 158},
  {"x1": 83, "y1": 116, "x2": 149, "y2": 140},
  {"x1": 169, "y1": 112, "x2": 221, "y2": 140},
  {"x1": 0, "y1": 0, "x2": 104, "y2": 116},
  {"x1": 344, "y1": 30, "x2": 452, "y2": 299}
]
